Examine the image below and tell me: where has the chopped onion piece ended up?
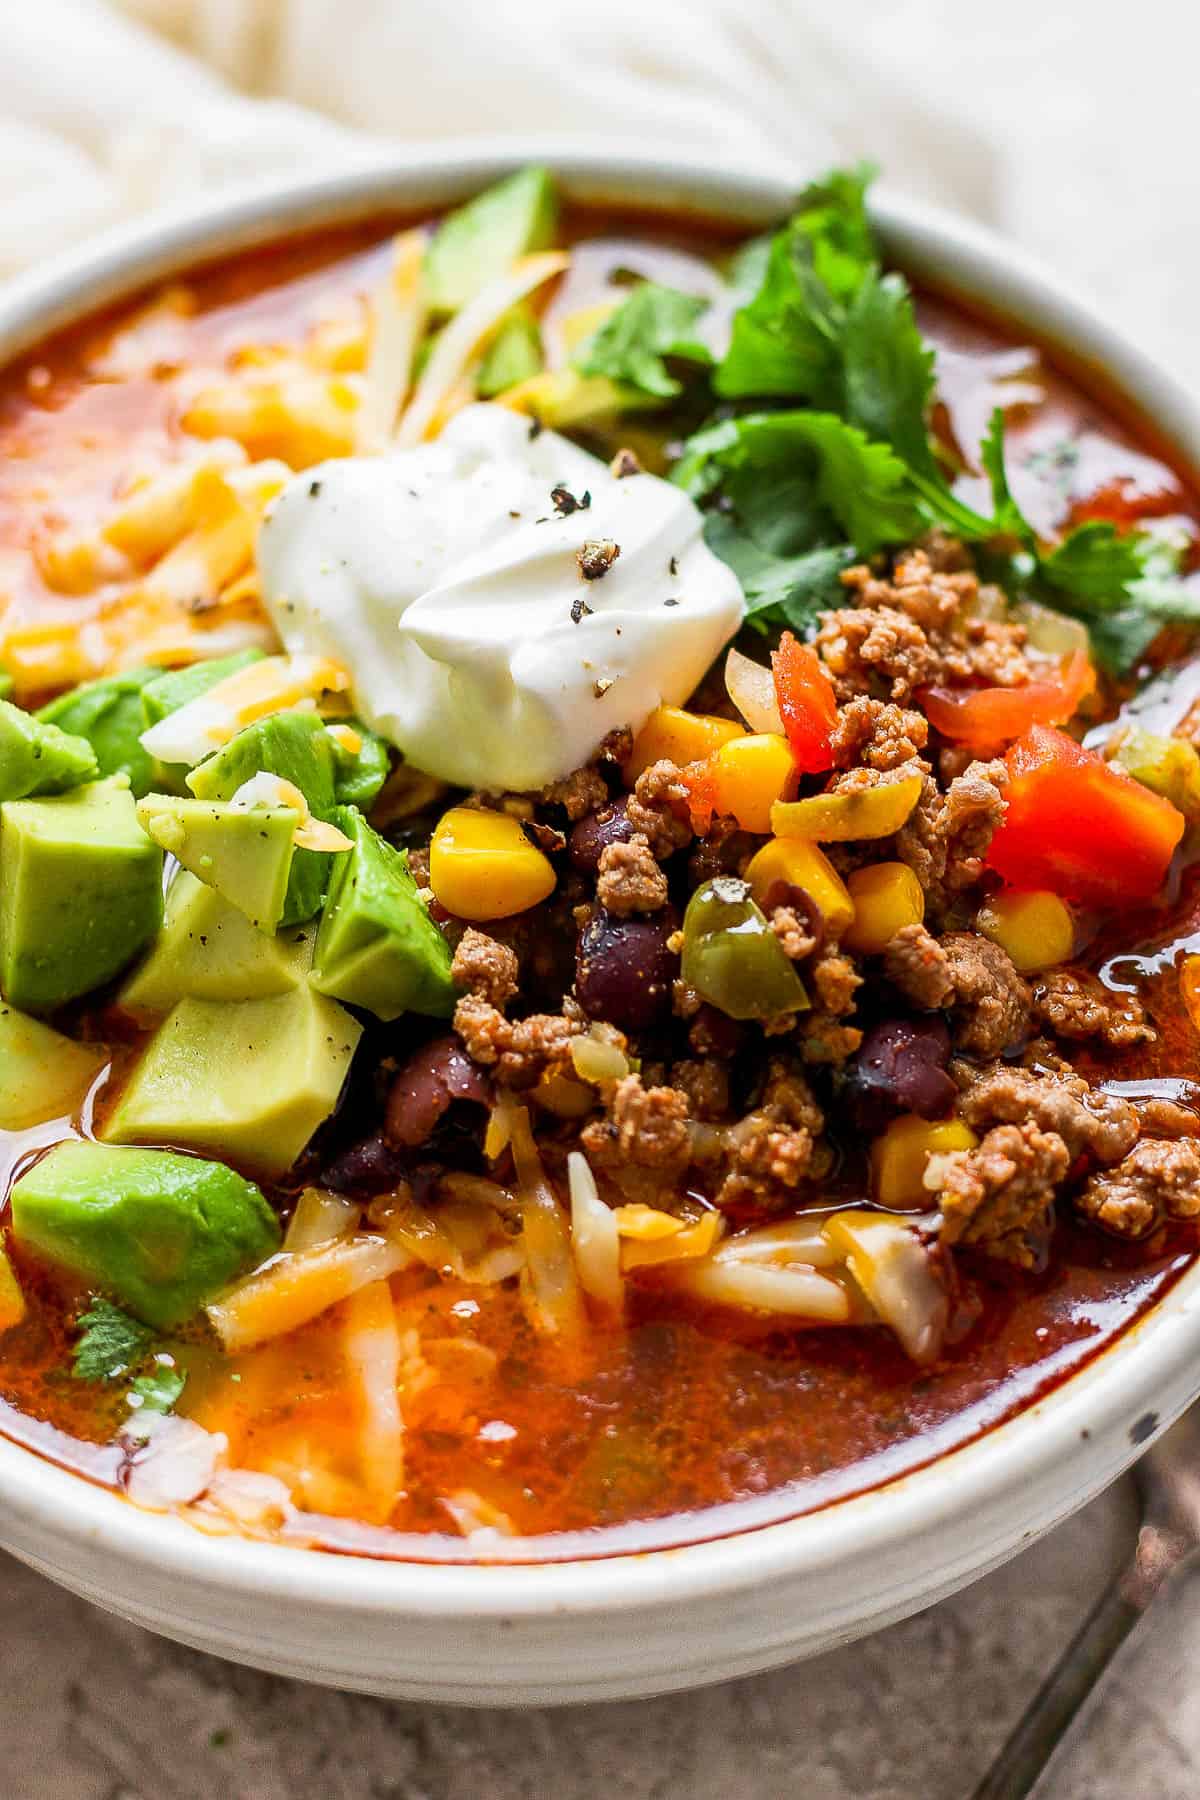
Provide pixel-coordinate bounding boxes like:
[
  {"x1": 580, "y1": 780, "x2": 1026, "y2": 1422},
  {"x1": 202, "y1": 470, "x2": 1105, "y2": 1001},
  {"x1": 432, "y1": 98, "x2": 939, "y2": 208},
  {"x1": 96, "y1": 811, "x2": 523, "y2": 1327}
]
[
  {"x1": 714, "y1": 1217, "x2": 841, "y2": 1269},
  {"x1": 123, "y1": 1415, "x2": 227, "y2": 1510},
  {"x1": 207, "y1": 1235, "x2": 410, "y2": 1351},
  {"x1": 725, "y1": 646, "x2": 785, "y2": 735},
  {"x1": 442, "y1": 1488, "x2": 517, "y2": 1540},
  {"x1": 1012, "y1": 598, "x2": 1091, "y2": 660},
  {"x1": 202, "y1": 1467, "x2": 295, "y2": 1531},
  {"x1": 283, "y1": 1187, "x2": 362, "y2": 1254},
  {"x1": 568, "y1": 1151, "x2": 622, "y2": 1311},
  {"x1": 569, "y1": 1025, "x2": 630, "y2": 1086},
  {"x1": 395, "y1": 250, "x2": 570, "y2": 448},
  {"x1": 357, "y1": 229, "x2": 427, "y2": 451},
  {"x1": 663, "y1": 1259, "x2": 853, "y2": 1320},
  {"x1": 822, "y1": 1210, "x2": 947, "y2": 1365}
]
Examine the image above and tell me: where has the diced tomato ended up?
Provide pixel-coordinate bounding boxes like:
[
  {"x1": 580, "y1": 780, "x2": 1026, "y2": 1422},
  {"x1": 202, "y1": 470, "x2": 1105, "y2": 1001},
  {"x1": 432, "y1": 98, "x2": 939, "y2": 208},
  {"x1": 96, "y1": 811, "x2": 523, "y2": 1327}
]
[
  {"x1": 921, "y1": 650, "x2": 1095, "y2": 750},
  {"x1": 1069, "y1": 477, "x2": 1183, "y2": 530},
  {"x1": 771, "y1": 632, "x2": 837, "y2": 774},
  {"x1": 986, "y1": 724, "x2": 1185, "y2": 906}
]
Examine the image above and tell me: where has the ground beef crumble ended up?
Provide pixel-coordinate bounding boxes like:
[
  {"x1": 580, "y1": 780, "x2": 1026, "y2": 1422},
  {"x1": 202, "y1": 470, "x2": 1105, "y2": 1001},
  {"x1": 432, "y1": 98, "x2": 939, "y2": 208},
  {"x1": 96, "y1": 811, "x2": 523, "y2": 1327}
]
[
  {"x1": 940, "y1": 932, "x2": 1031, "y2": 1057},
  {"x1": 626, "y1": 758, "x2": 693, "y2": 856},
  {"x1": 956, "y1": 1061, "x2": 1138, "y2": 1165},
  {"x1": 453, "y1": 996, "x2": 583, "y2": 1089},
  {"x1": 450, "y1": 928, "x2": 519, "y2": 1009},
  {"x1": 1076, "y1": 1137, "x2": 1200, "y2": 1238},
  {"x1": 595, "y1": 835, "x2": 669, "y2": 915},
  {"x1": 715, "y1": 1060, "x2": 825, "y2": 1209},
  {"x1": 939, "y1": 1121, "x2": 1068, "y2": 1268},
  {"x1": 884, "y1": 923, "x2": 955, "y2": 1009},
  {"x1": 829, "y1": 696, "x2": 930, "y2": 771},
  {"x1": 580, "y1": 1074, "x2": 690, "y2": 1174},
  {"x1": 1032, "y1": 968, "x2": 1155, "y2": 1048}
]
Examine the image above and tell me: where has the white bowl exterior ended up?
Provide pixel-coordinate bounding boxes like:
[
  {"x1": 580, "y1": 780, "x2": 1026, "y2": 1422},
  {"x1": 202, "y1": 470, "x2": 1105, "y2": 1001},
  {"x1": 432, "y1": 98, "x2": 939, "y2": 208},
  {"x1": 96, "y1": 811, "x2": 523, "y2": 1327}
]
[{"x1": 1, "y1": 141, "x2": 1198, "y2": 1704}]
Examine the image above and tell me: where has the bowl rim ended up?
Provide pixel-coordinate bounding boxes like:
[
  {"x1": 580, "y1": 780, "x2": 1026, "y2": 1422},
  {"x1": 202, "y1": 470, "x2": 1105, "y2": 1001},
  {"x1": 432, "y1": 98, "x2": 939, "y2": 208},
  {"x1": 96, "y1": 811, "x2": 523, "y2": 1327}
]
[{"x1": 1, "y1": 135, "x2": 1198, "y2": 1623}]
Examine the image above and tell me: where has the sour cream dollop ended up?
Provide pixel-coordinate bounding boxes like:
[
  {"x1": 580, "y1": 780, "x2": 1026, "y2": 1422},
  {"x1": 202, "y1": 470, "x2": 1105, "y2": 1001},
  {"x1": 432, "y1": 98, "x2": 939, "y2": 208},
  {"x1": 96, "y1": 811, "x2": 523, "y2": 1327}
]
[{"x1": 257, "y1": 403, "x2": 744, "y2": 792}]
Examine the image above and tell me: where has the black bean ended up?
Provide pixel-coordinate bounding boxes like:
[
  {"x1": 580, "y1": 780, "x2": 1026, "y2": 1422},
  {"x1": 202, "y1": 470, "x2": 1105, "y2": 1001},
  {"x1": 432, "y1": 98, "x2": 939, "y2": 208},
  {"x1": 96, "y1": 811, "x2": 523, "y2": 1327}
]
[
  {"x1": 847, "y1": 1016, "x2": 956, "y2": 1127},
  {"x1": 321, "y1": 1131, "x2": 408, "y2": 1195},
  {"x1": 568, "y1": 798, "x2": 638, "y2": 874},
  {"x1": 385, "y1": 1034, "x2": 490, "y2": 1147},
  {"x1": 575, "y1": 905, "x2": 678, "y2": 1033}
]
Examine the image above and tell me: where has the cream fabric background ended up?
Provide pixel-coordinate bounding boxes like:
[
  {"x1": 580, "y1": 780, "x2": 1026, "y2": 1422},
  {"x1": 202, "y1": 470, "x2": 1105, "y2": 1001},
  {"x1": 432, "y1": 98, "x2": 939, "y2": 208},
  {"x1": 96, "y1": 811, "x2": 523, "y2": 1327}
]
[{"x1": 5, "y1": 1, "x2": 1195, "y2": 386}]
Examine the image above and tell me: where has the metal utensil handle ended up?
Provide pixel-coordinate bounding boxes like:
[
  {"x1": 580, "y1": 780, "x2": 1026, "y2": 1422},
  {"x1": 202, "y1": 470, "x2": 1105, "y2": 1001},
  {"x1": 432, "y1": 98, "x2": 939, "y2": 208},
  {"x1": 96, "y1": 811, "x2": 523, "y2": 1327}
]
[{"x1": 968, "y1": 1580, "x2": 1142, "y2": 1800}]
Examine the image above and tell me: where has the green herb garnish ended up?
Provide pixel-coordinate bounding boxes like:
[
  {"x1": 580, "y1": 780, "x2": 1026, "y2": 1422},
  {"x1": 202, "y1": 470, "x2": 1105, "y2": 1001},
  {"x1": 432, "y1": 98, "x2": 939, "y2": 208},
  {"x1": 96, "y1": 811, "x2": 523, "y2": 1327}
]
[
  {"x1": 72, "y1": 1296, "x2": 185, "y2": 1420},
  {"x1": 576, "y1": 282, "x2": 713, "y2": 401}
]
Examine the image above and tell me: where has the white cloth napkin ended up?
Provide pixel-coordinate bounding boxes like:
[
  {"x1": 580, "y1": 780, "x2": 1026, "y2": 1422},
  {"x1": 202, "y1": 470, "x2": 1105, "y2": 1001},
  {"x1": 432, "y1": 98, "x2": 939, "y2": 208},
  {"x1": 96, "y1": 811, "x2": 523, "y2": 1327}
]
[{"x1": 0, "y1": 0, "x2": 997, "y2": 279}]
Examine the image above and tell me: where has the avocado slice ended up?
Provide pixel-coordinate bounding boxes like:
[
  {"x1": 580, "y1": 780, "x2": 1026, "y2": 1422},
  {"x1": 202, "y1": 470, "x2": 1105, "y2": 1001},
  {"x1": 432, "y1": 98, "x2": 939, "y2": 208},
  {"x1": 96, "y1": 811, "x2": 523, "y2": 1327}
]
[
  {"x1": 0, "y1": 699, "x2": 99, "y2": 802},
  {"x1": 425, "y1": 166, "x2": 559, "y2": 315},
  {"x1": 139, "y1": 650, "x2": 266, "y2": 792},
  {"x1": 0, "y1": 779, "x2": 164, "y2": 1012},
  {"x1": 37, "y1": 667, "x2": 161, "y2": 798},
  {"x1": 328, "y1": 720, "x2": 391, "y2": 811},
  {"x1": 187, "y1": 712, "x2": 337, "y2": 926},
  {"x1": 310, "y1": 807, "x2": 455, "y2": 1021},
  {"x1": 476, "y1": 308, "x2": 544, "y2": 398},
  {"x1": 11, "y1": 1140, "x2": 280, "y2": 1330},
  {"x1": 136, "y1": 793, "x2": 297, "y2": 932},
  {"x1": 140, "y1": 650, "x2": 266, "y2": 730},
  {"x1": 119, "y1": 873, "x2": 315, "y2": 1015},
  {"x1": 103, "y1": 985, "x2": 362, "y2": 1178},
  {"x1": 0, "y1": 1003, "x2": 106, "y2": 1129}
]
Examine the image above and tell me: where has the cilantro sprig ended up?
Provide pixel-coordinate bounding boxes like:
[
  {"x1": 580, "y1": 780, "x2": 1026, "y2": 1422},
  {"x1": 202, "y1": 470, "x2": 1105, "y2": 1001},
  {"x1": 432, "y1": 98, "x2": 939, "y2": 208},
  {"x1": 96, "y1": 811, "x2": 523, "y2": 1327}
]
[
  {"x1": 662, "y1": 165, "x2": 1199, "y2": 668},
  {"x1": 73, "y1": 1297, "x2": 185, "y2": 1422}
]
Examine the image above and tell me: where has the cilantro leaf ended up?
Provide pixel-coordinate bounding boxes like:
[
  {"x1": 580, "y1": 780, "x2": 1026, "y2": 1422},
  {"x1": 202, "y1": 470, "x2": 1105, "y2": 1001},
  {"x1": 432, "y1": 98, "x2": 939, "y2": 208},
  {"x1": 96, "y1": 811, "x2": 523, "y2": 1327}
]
[
  {"x1": 714, "y1": 224, "x2": 842, "y2": 401},
  {"x1": 980, "y1": 408, "x2": 1036, "y2": 544},
  {"x1": 576, "y1": 283, "x2": 712, "y2": 400},
  {"x1": 675, "y1": 411, "x2": 923, "y2": 557},
  {"x1": 1040, "y1": 521, "x2": 1149, "y2": 608},
  {"x1": 703, "y1": 514, "x2": 854, "y2": 634},
  {"x1": 840, "y1": 270, "x2": 938, "y2": 479},
  {"x1": 73, "y1": 1298, "x2": 154, "y2": 1383},
  {"x1": 72, "y1": 1296, "x2": 187, "y2": 1421},
  {"x1": 129, "y1": 1363, "x2": 186, "y2": 1418}
]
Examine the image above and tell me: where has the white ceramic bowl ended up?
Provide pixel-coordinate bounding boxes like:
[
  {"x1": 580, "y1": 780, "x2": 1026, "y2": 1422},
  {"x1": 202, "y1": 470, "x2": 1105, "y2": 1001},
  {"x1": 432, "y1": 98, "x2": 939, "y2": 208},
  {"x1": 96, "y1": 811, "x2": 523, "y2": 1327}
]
[{"x1": 1, "y1": 142, "x2": 1198, "y2": 1706}]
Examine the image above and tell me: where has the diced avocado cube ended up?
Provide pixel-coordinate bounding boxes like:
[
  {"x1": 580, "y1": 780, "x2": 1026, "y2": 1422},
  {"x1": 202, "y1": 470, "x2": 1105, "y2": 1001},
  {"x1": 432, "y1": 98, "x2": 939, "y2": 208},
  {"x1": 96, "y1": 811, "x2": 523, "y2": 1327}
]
[
  {"x1": 140, "y1": 650, "x2": 266, "y2": 792},
  {"x1": 0, "y1": 1003, "x2": 105, "y2": 1129},
  {"x1": 37, "y1": 667, "x2": 161, "y2": 798},
  {"x1": 0, "y1": 700, "x2": 98, "y2": 801},
  {"x1": 476, "y1": 308, "x2": 544, "y2": 398},
  {"x1": 425, "y1": 166, "x2": 559, "y2": 315},
  {"x1": 103, "y1": 986, "x2": 362, "y2": 1178},
  {"x1": 328, "y1": 719, "x2": 391, "y2": 811},
  {"x1": 0, "y1": 672, "x2": 13, "y2": 701},
  {"x1": 140, "y1": 650, "x2": 266, "y2": 731},
  {"x1": 187, "y1": 712, "x2": 337, "y2": 926},
  {"x1": 119, "y1": 872, "x2": 315, "y2": 1015},
  {"x1": 136, "y1": 794, "x2": 297, "y2": 932},
  {"x1": 311, "y1": 807, "x2": 455, "y2": 1021},
  {"x1": 0, "y1": 780, "x2": 164, "y2": 1011},
  {"x1": 11, "y1": 1141, "x2": 280, "y2": 1329}
]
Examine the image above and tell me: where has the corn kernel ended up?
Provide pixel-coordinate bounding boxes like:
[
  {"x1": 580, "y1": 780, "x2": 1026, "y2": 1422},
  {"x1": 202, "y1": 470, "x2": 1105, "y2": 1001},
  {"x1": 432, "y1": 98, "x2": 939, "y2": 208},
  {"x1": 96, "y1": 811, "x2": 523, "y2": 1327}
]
[
  {"x1": 705, "y1": 732, "x2": 797, "y2": 833},
  {"x1": 842, "y1": 862, "x2": 925, "y2": 954},
  {"x1": 0, "y1": 1248, "x2": 25, "y2": 1334},
  {"x1": 626, "y1": 705, "x2": 745, "y2": 782},
  {"x1": 772, "y1": 773, "x2": 923, "y2": 842},
  {"x1": 975, "y1": 890, "x2": 1074, "y2": 974},
  {"x1": 744, "y1": 837, "x2": 855, "y2": 936},
  {"x1": 430, "y1": 805, "x2": 557, "y2": 921},
  {"x1": 871, "y1": 1115, "x2": 979, "y2": 1211}
]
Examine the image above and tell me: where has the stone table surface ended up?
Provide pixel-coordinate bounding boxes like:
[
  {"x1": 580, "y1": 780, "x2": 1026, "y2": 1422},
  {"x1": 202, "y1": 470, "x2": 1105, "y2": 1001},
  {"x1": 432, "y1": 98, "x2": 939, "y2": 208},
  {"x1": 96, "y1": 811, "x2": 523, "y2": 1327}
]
[
  {"x1": 5, "y1": 1477, "x2": 1200, "y2": 1800},
  {"x1": 6, "y1": 3, "x2": 1200, "y2": 1796}
]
